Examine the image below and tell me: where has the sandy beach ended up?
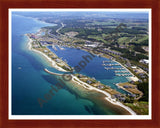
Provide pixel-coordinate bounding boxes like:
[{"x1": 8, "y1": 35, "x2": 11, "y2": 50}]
[
  {"x1": 71, "y1": 74, "x2": 136, "y2": 115},
  {"x1": 27, "y1": 35, "x2": 136, "y2": 115},
  {"x1": 27, "y1": 36, "x2": 68, "y2": 72},
  {"x1": 44, "y1": 68, "x2": 136, "y2": 115},
  {"x1": 44, "y1": 66, "x2": 136, "y2": 115}
]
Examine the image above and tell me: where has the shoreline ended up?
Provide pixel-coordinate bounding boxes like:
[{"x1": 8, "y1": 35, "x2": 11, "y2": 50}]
[
  {"x1": 79, "y1": 46, "x2": 139, "y2": 82},
  {"x1": 15, "y1": 14, "x2": 55, "y2": 27},
  {"x1": 77, "y1": 46, "x2": 138, "y2": 82},
  {"x1": 112, "y1": 60, "x2": 139, "y2": 82},
  {"x1": 44, "y1": 68, "x2": 136, "y2": 115},
  {"x1": 115, "y1": 83, "x2": 132, "y2": 94},
  {"x1": 67, "y1": 74, "x2": 136, "y2": 115},
  {"x1": 27, "y1": 35, "x2": 68, "y2": 72},
  {"x1": 25, "y1": 13, "x2": 140, "y2": 83},
  {"x1": 26, "y1": 34, "x2": 136, "y2": 115},
  {"x1": 116, "y1": 82, "x2": 143, "y2": 100}
]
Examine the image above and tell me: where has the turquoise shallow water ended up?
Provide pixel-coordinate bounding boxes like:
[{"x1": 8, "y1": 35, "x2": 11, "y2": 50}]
[
  {"x1": 12, "y1": 14, "x2": 95, "y2": 115},
  {"x1": 11, "y1": 13, "x2": 131, "y2": 115}
]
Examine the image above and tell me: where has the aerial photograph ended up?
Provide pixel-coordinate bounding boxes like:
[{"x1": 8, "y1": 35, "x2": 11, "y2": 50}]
[{"x1": 10, "y1": 9, "x2": 150, "y2": 118}]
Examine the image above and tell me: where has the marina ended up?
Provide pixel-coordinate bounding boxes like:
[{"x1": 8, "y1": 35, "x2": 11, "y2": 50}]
[
  {"x1": 52, "y1": 44, "x2": 57, "y2": 51},
  {"x1": 104, "y1": 67, "x2": 125, "y2": 70},
  {"x1": 114, "y1": 70, "x2": 129, "y2": 73},
  {"x1": 102, "y1": 58, "x2": 133, "y2": 77},
  {"x1": 115, "y1": 74, "x2": 132, "y2": 76},
  {"x1": 102, "y1": 63, "x2": 120, "y2": 66},
  {"x1": 10, "y1": 10, "x2": 149, "y2": 116},
  {"x1": 102, "y1": 60, "x2": 113, "y2": 63}
]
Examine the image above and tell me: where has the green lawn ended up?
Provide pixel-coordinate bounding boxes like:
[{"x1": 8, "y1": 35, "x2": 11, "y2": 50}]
[
  {"x1": 87, "y1": 35, "x2": 107, "y2": 43},
  {"x1": 135, "y1": 36, "x2": 148, "y2": 43},
  {"x1": 118, "y1": 37, "x2": 129, "y2": 43},
  {"x1": 86, "y1": 20, "x2": 120, "y2": 26},
  {"x1": 124, "y1": 101, "x2": 149, "y2": 115}
]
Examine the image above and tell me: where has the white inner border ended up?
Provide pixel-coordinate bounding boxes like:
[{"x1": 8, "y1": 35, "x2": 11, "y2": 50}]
[{"x1": 9, "y1": 9, "x2": 152, "y2": 120}]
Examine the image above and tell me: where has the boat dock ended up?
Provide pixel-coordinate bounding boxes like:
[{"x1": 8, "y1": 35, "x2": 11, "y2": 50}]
[
  {"x1": 44, "y1": 68, "x2": 64, "y2": 76},
  {"x1": 102, "y1": 63, "x2": 120, "y2": 66},
  {"x1": 102, "y1": 60, "x2": 133, "y2": 77},
  {"x1": 103, "y1": 60, "x2": 112, "y2": 63},
  {"x1": 114, "y1": 70, "x2": 129, "y2": 73},
  {"x1": 52, "y1": 45, "x2": 57, "y2": 51},
  {"x1": 57, "y1": 45, "x2": 65, "y2": 50},
  {"x1": 104, "y1": 67, "x2": 125, "y2": 70},
  {"x1": 115, "y1": 74, "x2": 132, "y2": 76}
]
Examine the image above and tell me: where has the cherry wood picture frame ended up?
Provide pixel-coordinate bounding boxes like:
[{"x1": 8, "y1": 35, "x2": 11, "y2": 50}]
[{"x1": 0, "y1": 0, "x2": 160, "y2": 128}]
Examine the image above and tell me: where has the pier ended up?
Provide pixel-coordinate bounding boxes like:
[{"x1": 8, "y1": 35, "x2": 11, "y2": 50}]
[
  {"x1": 57, "y1": 45, "x2": 65, "y2": 50},
  {"x1": 52, "y1": 45, "x2": 57, "y2": 51},
  {"x1": 103, "y1": 60, "x2": 112, "y2": 63},
  {"x1": 44, "y1": 68, "x2": 64, "y2": 76},
  {"x1": 114, "y1": 70, "x2": 129, "y2": 73},
  {"x1": 102, "y1": 63, "x2": 120, "y2": 66},
  {"x1": 104, "y1": 67, "x2": 125, "y2": 70},
  {"x1": 115, "y1": 74, "x2": 132, "y2": 76}
]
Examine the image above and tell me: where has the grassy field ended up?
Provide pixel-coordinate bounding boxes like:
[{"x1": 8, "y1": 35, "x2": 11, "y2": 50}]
[
  {"x1": 124, "y1": 101, "x2": 149, "y2": 115},
  {"x1": 118, "y1": 37, "x2": 131, "y2": 44},
  {"x1": 87, "y1": 35, "x2": 108, "y2": 43},
  {"x1": 135, "y1": 36, "x2": 148, "y2": 43},
  {"x1": 86, "y1": 20, "x2": 120, "y2": 26}
]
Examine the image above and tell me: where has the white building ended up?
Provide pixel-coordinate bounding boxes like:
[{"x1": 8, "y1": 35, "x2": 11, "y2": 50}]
[
  {"x1": 44, "y1": 50, "x2": 48, "y2": 53},
  {"x1": 84, "y1": 44, "x2": 97, "y2": 48},
  {"x1": 139, "y1": 59, "x2": 149, "y2": 64},
  {"x1": 131, "y1": 66, "x2": 137, "y2": 69}
]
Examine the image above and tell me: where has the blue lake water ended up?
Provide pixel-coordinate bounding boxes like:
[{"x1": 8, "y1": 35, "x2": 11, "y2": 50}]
[
  {"x1": 11, "y1": 13, "x2": 131, "y2": 115},
  {"x1": 48, "y1": 46, "x2": 130, "y2": 94}
]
